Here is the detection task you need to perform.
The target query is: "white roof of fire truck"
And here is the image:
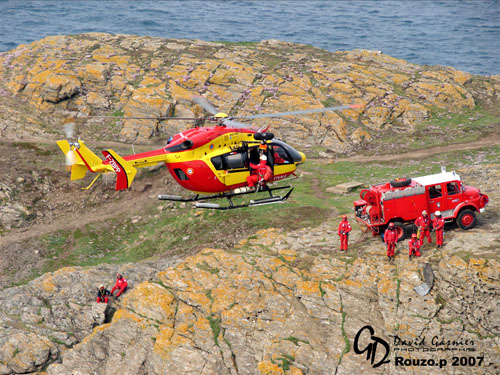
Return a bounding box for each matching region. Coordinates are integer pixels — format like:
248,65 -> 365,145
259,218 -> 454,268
413,170 -> 460,187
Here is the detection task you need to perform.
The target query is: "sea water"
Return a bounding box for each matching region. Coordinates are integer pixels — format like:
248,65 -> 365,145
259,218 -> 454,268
0,0 -> 499,75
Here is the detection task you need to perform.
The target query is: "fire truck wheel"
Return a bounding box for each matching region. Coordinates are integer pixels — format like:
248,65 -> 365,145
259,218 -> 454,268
393,222 -> 408,241
457,209 -> 476,230
390,177 -> 411,188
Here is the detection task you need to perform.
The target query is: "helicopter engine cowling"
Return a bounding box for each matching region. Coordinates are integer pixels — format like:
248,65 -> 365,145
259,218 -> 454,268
254,132 -> 274,141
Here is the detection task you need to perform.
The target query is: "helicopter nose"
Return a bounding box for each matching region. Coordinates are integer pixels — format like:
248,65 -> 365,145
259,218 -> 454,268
298,152 -> 306,164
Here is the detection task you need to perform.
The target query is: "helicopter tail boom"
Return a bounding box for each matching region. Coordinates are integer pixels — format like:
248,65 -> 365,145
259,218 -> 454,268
74,141 -> 109,174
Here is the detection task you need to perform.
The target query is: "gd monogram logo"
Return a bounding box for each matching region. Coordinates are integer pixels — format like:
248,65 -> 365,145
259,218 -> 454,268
353,325 -> 390,368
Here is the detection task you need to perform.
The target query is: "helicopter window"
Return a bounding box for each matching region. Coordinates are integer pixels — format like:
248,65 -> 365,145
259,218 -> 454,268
271,139 -> 303,163
211,156 -> 224,170
272,145 -> 292,165
174,168 -> 189,180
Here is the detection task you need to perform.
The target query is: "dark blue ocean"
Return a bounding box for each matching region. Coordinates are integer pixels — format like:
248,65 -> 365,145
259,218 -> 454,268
0,0 -> 499,75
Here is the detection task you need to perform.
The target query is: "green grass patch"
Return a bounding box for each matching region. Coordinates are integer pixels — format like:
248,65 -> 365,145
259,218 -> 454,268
339,307 -> 350,364
13,142 -> 52,156
205,289 -> 214,303
49,336 -> 69,347
373,104 -> 500,152
196,261 -> 219,275
321,97 -> 338,108
396,279 -> 401,309
318,281 -> 326,297
111,109 -> 124,117
274,354 -> 294,371
454,250 -> 473,263
435,294 -> 447,308
283,336 -> 310,346
207,314 -> 221,346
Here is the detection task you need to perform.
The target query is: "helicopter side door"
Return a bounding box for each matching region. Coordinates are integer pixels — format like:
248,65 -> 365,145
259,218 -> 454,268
211,150 -> 250,187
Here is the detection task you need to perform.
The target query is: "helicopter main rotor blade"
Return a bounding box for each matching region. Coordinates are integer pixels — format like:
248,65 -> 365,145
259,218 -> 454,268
221,118 -> 254,129
192,96 -> 218,115
77,115 -> 204,121
234,104 -> 363,120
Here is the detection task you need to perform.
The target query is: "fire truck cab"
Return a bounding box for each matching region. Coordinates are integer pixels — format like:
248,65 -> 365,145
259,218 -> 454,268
354,168 -> 489,241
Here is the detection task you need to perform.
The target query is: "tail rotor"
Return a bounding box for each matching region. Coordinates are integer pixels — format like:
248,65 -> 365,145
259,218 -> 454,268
63,122 -> 77,166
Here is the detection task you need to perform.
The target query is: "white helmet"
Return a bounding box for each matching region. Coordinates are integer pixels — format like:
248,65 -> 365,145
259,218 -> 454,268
260,155 -> 267,161
435,210 -> 441,216
422,210 -> 428,215
99,284 -> 104,289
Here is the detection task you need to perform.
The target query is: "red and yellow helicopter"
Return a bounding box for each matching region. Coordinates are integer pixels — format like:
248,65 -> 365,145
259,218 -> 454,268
57,97 -> 361,209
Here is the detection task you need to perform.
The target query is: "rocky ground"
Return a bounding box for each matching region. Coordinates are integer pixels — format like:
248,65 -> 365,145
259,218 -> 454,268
0,163 -> 498,374
0,34 -> 499,374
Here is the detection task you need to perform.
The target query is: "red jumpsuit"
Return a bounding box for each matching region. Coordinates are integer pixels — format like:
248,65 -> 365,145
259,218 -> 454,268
384,228 -> 398,257
96,288 -> 110,303
338,219 -> 352,251
111,277 -> 128,298
408,238 -> 421,257
246,160 -> 272,188
415,215 -> 432,244
433,216 -> 445,246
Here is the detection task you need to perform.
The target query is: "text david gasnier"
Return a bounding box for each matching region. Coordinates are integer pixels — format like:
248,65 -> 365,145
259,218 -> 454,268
393,335 -> 476,353
353,325 -> 485,370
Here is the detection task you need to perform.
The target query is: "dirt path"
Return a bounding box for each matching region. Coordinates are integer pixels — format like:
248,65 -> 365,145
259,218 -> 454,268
0,189 -> 155,248
313,133 -> 500,163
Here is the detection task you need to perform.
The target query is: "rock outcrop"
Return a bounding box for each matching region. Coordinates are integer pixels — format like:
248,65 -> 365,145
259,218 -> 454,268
0,237 -> 498,374
0,33 -> 498,152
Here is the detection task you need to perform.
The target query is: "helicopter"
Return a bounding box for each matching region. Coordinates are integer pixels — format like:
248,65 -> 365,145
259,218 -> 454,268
57,96 -> 362,209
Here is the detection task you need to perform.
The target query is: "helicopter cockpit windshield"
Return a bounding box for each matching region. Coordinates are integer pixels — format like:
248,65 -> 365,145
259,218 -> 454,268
270,140 -> 302,163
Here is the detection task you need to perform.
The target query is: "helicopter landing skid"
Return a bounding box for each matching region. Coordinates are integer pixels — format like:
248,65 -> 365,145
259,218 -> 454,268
158,185 -> 293,210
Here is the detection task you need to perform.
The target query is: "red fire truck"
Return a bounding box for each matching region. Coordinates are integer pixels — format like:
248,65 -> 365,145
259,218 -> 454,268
353,168 -> 489,241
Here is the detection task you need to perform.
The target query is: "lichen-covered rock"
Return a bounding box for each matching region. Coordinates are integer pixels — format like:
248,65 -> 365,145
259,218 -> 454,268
0,214 -> 498,375
0,34 -> 497,147
0,261 -> 176,374
0,233 -> 483,375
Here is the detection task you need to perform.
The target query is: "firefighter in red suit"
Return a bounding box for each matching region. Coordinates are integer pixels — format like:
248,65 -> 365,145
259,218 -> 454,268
432,210 -> 445,248
415,210 -> 432,245
408,233 -> 421,260
246,154 -> 272,190
338,215 -> 352,251
384,222 -> 398,261
110,273 -> 128,299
